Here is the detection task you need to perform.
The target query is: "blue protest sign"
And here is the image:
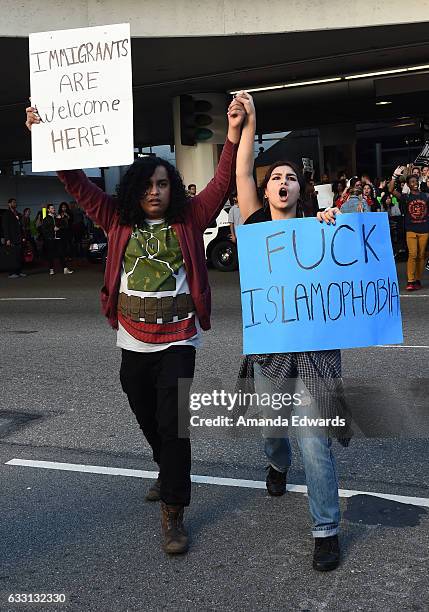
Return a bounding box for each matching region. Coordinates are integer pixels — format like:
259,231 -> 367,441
236,213 -> 403,354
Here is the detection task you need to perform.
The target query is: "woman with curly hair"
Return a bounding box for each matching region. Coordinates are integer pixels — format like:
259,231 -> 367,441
26,98 -> 245,555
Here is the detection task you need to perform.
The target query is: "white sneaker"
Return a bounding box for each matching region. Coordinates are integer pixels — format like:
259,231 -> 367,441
19,273 -> 27,277
49,269 -> 55,275
64,267 -> 74,275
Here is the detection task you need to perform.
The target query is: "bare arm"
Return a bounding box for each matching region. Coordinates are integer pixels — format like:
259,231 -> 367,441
388,165 -> 405,200
234,92 -> 261,222
189,98 -> 245,232
229,222 -> 236,242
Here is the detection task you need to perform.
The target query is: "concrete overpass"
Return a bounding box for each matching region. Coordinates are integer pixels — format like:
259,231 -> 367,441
0,1 -> 428,184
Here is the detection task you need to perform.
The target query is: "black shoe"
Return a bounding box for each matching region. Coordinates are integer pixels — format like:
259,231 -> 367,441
145,476 -> 161,502
313,535 -> 340,571
265,465 -> 287,496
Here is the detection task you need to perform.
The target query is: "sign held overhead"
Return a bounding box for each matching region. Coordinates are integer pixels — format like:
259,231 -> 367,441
29,23 -> 134,172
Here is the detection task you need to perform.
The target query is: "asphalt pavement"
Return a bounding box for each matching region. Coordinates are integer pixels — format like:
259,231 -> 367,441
0,259 -> 428,611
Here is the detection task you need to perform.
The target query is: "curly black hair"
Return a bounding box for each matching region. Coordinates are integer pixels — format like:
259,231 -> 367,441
117,157 -> 190,226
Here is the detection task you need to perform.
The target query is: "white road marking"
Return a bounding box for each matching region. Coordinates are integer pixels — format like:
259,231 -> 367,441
0,297 -> 66,301
400,294 -> 429,297
6,458 -> 429,508
377,345 -> 429,349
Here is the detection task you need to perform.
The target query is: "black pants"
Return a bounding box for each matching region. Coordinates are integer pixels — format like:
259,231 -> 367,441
7,243 -> 22,275
120,346 -> 196,506
44,239 -> 65,270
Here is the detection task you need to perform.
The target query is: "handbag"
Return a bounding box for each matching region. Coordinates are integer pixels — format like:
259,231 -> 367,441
23,240 -> 34,264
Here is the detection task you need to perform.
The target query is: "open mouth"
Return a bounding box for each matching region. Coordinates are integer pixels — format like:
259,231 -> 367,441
279,187 -> 288,201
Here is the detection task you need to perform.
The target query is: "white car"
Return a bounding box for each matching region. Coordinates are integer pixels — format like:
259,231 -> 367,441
203,205 -> 238,271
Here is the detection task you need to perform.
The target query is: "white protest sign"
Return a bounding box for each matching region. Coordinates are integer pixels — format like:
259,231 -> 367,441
302,157 -> 314,173
29,23 -> 133,172
314,183 -> 334,209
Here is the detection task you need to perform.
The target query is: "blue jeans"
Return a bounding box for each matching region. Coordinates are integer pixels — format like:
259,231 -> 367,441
254,363 -> 340,538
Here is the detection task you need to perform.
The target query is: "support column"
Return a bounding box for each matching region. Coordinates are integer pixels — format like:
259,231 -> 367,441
172,96 -> 227,191
375,142 -> 382,179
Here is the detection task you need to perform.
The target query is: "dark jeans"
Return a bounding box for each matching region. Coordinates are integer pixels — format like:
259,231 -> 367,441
44,239 -> 65,270
120,345 -> 196,506
7,242 -> 22,275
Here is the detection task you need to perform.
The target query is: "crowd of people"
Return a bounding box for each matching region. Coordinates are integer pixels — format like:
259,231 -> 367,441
0,198 -> 96,277
227,164 -> 429,291
272,164 -> 428,291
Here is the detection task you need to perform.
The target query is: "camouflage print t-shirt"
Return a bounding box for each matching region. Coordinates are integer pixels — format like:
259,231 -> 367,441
116,218 -> 201,352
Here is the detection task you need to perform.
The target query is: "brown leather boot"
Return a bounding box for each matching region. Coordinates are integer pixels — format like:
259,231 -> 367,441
160,502 -> 189,554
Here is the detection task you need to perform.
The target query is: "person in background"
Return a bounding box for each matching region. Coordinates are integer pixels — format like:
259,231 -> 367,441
187,184 -> 197,197
380,193 -> 401,216
41,204 -> 74,276
70,202 -> 86,256
411,166 -> 421,180
22,207 -> 38,257
420,165 -> 429,191
320,173 -> 330,184
389,166 -> 429,291
349,176 -> 362,189
362,183 -> 378,211
381,193 -> 403,257
333,179 -> 347,207
57,202 -> 74,262
335,176 -> 362,208
3,198 -> 26,278
418,165 -> 429,193
302,178 -> 319,217
228,192 -> 243,243
339,187 -> 370,213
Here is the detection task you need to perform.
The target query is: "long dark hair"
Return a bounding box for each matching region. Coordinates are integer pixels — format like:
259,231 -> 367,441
117,157 -> 189,226
58,201 -> 71,216
363,183 -> 375,201
258,160 -> 306,218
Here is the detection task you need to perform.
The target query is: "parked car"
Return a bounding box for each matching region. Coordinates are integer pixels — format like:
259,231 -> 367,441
87,226 -> 107,265
203,206 -> 238,272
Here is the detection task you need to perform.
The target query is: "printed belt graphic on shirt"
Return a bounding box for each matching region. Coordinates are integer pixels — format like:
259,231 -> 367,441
118,292 -> 195,324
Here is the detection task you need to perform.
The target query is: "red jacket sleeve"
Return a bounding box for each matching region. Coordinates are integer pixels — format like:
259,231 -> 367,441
188,139 -> 238,232
56,170 -> 118,233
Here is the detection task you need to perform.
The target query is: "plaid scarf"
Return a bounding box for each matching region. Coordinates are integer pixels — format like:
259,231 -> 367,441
235,350 -> 353,445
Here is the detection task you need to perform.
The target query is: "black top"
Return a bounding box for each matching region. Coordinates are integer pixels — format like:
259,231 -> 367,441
244,208 -> 271,225
401,192 -> 429,233
2,209 -> 22,244
244,206 -> 306,225
41,215 -> 56,241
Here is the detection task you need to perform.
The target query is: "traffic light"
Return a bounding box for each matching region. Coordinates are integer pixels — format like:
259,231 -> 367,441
179,93 -> 226,146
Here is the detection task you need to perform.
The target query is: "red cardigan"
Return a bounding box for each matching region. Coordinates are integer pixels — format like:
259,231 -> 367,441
57,139 -> 238,330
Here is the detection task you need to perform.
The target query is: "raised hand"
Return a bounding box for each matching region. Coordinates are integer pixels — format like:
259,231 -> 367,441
227,98 -> 246,130
317,207 -> 342,224
234,91 -> 255,122
25,106 -> 40,131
